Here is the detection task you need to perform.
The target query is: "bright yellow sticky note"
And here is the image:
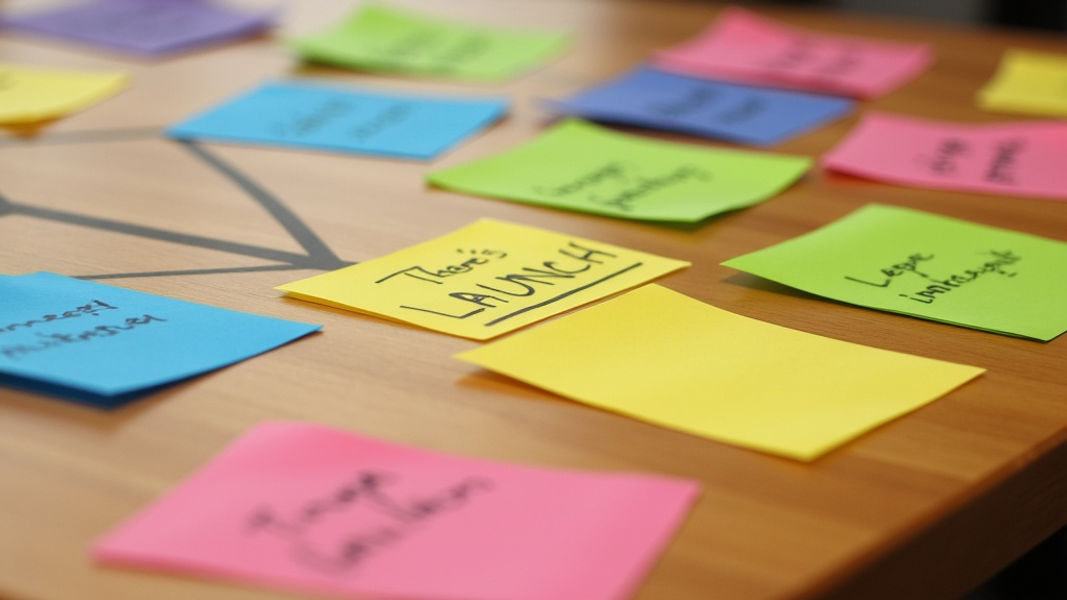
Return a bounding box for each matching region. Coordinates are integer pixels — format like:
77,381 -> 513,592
0,64 -> 128,124
978,49 -> 1067,117
456,285 -> 985,461
277,220 -> 689,340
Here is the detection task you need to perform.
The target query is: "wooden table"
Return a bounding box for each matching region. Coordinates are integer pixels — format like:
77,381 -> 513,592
2,1 -> 1066,599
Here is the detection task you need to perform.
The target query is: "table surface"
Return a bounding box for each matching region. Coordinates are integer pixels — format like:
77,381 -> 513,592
2,1 -> 1067,599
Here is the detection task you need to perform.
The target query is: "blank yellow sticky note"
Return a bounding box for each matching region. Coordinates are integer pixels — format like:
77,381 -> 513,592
278,219 -> 689,340
457,285 -> 984,461
978,49 -> 1067,117
0,64 -> 128,124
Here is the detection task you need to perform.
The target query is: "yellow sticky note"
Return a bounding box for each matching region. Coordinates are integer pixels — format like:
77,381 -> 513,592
277,219 -> 689,340
978,49 -> 1067,117
456,285 -> 985,461
0,64 -> 128,124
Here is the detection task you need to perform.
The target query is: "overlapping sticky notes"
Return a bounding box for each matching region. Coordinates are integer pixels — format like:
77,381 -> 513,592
0,272 -> 320,406
289,4 -> 569,81
654,7 -> 932,98
1,0 -> 274,58
822,112 -> 1067,200
277,219 -> 688,340
544,65 -> 854,146
168,80 -> 507,160
457,285 -> 984,461
428,120 -> 811,222
722,204 -> 1067,341
978,49 -> 1067,118
0,64 -> 127,124
93,422 -> 700,600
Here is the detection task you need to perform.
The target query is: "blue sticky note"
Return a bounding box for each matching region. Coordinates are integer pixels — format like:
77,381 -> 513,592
168,80 -> 508,160
0,272 -> 321,403
544,65 -> 854,146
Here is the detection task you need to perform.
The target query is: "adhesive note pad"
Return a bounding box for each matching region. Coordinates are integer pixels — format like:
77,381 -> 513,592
978,49 -> 1067,118
457,285 -> 984,461
822,112 -> 1067,200
93,422 -> 700,600
289,4 -> 569,81
0,64 -> 127,124
722,204 -> 1067,341
655,7 -> 932,98
168,81 -> 507,160
1,0 -> 274,58
277,219 -> 689,340
545,65 -> 854,146
0,272 -> 320,402
428,120 -> 811,222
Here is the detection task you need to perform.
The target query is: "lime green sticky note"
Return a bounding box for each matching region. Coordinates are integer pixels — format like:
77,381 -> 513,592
457,285 -> 984,461
289,4 -> 569,81
428,120 -> 811,223
722,204 -> 1067,341
978,49 -> 1067,118
277,219 -> 688,340
0,64 -> 127,124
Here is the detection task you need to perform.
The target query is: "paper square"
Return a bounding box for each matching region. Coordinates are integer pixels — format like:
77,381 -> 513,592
1,0 -> 274,58
428,120 -> 811,222
722,204 -> 1067,341
289,4 -> 569,81
0,63 -> 127,124
93,422 -> 700,600
655,7 -> 932,98
277,219 -> 689,340
544,65 -> 853,146
822,112 -> 1067,200
168,80 -> 507,160
457,285 -> 985,461
0,272 -> 320,400
978,49 -> 1067,118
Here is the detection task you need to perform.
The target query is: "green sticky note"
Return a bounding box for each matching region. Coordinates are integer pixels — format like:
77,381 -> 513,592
428,120 -> 811,223
722,204 -> 1067,341
288,4 -> 569,81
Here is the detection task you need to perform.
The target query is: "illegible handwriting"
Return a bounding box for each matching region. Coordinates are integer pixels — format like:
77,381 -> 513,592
844,250 -> 1021,304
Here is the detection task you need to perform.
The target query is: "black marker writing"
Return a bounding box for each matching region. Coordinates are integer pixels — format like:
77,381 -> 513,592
649,88 -> 719,118
536,162 -> 710,213
273,99 -> 353,138
897,250 -> 1020,304
587,165 -> 710,212
350,104 -> 412,141
986,138 -> 1025,185
1,300 -> 119,336
376,249 -> 507,285
918,138 -> 969,174
1,314 -> 168,360
247,471 -> 493,575
716,98 -> 765,124
845,253 -> 935,287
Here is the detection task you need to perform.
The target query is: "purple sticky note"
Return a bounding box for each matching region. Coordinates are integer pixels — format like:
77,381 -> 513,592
544,65 -> 854,146
2,0 -> 276,58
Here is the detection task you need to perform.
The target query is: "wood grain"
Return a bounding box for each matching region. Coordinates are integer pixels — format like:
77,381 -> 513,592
1,2 -> 1066,599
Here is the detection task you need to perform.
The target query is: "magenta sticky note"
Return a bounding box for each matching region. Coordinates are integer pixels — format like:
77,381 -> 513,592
654,7 -> 932,98
92,422 -> 700,600
822,112 -> 1067,200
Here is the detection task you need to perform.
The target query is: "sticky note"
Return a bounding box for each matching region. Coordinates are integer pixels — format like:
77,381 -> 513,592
289,4 -> 569,81
978,49 -> 1067,118
277,219 -> 689,340
0,64 -> 127,124
1,0 -> 274,58
93,422 -> 700,600
822,112 -> 1067,200
428,120 -> 811,222
544,65 -> 854,146
0,272 -> 320,403
168,80 -> 507,160
722,204 -> 1067,341
655,7 -> 932,98
458,285 -> 984,461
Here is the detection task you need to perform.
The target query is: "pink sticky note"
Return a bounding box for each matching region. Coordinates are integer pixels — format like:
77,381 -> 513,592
654,8 -> 932,98
92,422 -> 700,600
823,112 -> 1067,200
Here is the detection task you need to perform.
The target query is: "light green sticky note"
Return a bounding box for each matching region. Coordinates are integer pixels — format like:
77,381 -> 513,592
288,4 -> 569,81
722,204 -> 1067,341
428,120 -> 811,223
